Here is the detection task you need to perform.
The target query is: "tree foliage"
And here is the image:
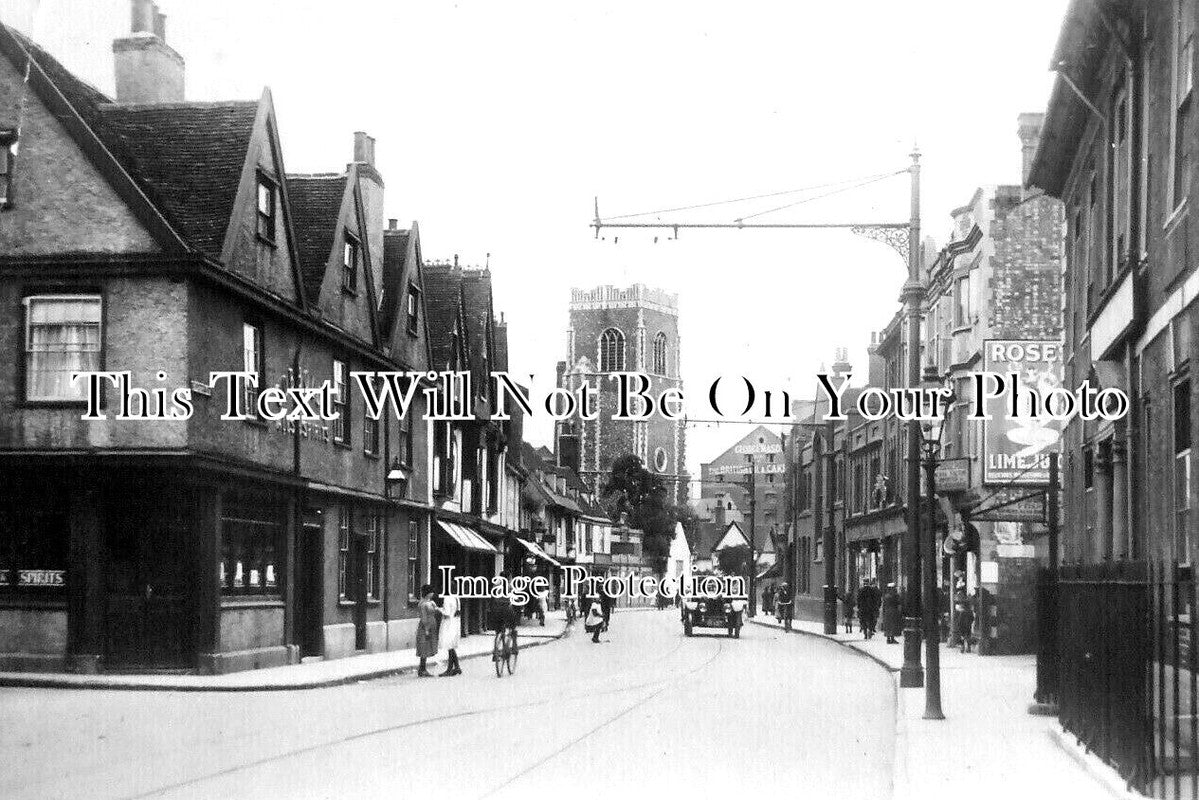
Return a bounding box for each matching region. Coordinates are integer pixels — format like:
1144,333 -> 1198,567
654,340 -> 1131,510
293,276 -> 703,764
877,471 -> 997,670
601,454 -> 680,574
716,544 -> 751,576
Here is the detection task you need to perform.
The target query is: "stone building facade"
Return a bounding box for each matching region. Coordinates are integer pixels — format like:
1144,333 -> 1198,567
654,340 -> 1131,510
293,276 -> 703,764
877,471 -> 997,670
556,284 -> 688,504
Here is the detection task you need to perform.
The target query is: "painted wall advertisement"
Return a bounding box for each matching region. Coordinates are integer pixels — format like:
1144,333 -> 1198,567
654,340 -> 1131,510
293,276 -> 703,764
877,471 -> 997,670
982,339 -> 1063,486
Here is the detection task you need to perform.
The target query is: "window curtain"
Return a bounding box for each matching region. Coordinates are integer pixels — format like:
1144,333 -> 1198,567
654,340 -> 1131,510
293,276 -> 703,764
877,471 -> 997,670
26,298 -> 101,400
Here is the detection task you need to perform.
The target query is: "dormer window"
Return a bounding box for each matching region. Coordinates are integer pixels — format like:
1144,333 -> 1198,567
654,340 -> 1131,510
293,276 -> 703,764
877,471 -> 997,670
406,284 -> 420,335
342,233 -> 360,295
256,172 -> 276,244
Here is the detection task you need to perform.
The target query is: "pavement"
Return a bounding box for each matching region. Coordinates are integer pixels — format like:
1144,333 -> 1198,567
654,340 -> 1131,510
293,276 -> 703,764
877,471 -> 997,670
2,608 -> 895,800
0,613 -> 571,691
749,613 -> 1130,800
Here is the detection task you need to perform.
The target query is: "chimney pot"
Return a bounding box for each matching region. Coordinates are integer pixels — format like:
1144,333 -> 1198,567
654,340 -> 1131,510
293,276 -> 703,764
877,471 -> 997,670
153,10 -> 166,40
453,254 -> 459,268
131,0 -> 153,33
388,218 -> 398,230
114,0 -> 184,103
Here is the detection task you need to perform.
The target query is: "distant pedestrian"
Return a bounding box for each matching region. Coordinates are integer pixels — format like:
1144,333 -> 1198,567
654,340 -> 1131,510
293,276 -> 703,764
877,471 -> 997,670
585,601 -> 605,643
881,582 -> 902,644
437,589 -> 462,677
415,584 -> 440,677
955,601 -> 975,653
842,587 -> 855,634
856,580 -> 881,639
600,582 -> 616,633
762,584 -> 775,616
776,582 -> 794,631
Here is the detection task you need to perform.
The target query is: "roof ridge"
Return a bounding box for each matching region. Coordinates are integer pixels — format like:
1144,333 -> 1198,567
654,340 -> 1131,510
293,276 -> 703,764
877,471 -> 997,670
98,99 -> 259,111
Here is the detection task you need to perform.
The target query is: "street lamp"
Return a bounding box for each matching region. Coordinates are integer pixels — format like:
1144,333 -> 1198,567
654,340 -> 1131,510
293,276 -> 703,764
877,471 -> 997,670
918,366 -> 950,720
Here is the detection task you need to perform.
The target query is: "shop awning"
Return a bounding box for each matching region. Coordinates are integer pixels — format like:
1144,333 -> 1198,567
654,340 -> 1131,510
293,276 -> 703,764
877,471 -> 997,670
437,520 -> 498,553
513,536 -> 562,568
757,561 -> 782,581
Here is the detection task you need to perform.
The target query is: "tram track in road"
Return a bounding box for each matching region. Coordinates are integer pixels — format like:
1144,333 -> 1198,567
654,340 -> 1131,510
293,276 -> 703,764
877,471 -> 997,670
116,617 -> 714,800
478,636 -> 729,799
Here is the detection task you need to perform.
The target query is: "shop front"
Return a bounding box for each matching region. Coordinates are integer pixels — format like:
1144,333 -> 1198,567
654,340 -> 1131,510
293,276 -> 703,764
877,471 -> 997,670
433,517 -> 499,635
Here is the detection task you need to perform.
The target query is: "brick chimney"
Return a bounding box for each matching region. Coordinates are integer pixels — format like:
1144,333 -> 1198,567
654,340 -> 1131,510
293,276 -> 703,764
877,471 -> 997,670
351,132 -> 385,303
1017,112 -> 1045,196
113,0 -> 184,104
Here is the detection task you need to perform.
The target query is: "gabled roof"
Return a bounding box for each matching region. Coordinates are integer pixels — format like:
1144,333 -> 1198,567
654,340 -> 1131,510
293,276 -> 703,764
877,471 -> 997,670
2,25 -> 263,261
714,521 -> 749,552
423,263 -> 466,370
461,269 -> 494,389
99,102 -> 258,258
380,229 -> 412,334
288,173 -> 347,302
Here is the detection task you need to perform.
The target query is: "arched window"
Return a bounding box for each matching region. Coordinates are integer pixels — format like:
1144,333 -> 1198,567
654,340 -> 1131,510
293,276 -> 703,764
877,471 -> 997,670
599,328 -> 625,372
653,331 -> 668,374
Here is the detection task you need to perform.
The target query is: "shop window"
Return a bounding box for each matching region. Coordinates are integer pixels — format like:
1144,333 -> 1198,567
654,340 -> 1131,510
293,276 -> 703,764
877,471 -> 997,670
24,295 -> 102,402
366,513 -> 380,600
0,506 -> 68,593
332,358 -> 349,444
256,172 -> 276,244
407,519 -> 420,600
220,508 -> 282,597
338,505 -> 351,599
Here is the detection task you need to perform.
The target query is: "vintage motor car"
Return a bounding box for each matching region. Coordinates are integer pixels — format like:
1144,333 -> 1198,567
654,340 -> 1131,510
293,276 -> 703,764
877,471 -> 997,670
681,591 -> 746,638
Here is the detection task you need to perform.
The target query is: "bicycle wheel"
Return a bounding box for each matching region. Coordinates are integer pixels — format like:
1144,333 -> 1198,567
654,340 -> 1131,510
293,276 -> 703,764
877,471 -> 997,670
493,631 -> 504,678
506,630 -> 518,675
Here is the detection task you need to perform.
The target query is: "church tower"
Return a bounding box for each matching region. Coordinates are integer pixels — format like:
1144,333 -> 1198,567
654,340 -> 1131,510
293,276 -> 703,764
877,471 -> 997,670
556,284 -> 687,505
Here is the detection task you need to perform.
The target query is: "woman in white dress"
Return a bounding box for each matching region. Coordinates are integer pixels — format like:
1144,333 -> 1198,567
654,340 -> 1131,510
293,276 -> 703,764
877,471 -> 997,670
437,591 -> 462,676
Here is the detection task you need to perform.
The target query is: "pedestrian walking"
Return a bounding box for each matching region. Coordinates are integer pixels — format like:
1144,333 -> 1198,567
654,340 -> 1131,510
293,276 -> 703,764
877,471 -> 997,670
762,584 -> 775,616
880,582 -> 902,644
599,582 -> 616,633
437,589 -> 462,676
776,582 -> 794,631
955,599 -> 975,653
415,584 -> 440,677
856,580 -> 880,640
585,601 -> 605,643
842,587 -> 855,634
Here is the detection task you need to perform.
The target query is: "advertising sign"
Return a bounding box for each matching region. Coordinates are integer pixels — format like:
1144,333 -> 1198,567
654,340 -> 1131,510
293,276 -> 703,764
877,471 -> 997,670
982,340 -> 1063,485
934,458 -> 971,493
968,487 -> 1046,523
734,443 -> 783,455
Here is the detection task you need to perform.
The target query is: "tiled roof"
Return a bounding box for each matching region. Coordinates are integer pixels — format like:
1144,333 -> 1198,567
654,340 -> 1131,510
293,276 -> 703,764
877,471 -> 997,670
380,229 -> 411,334
422,263 -> 465,369
6,27 -> 257,259
99,102 -> 258,258
460,269 -> 493,389
287,173 -> 347,303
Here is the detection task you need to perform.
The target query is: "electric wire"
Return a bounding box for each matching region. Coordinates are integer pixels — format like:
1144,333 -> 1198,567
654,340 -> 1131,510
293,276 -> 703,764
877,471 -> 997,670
602,169 -> 906,221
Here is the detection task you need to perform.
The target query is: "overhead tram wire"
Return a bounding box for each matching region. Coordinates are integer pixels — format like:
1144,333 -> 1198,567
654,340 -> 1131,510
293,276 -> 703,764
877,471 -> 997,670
733,170 -> 906,223
600,169 -> 907,223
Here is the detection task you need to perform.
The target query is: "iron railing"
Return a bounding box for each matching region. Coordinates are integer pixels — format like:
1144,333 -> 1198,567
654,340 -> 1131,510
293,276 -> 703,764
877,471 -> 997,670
1055,561 -> 1197,797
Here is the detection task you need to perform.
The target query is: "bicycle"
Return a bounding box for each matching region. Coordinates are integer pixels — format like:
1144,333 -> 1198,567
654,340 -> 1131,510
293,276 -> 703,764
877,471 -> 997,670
492,625 -> 518,677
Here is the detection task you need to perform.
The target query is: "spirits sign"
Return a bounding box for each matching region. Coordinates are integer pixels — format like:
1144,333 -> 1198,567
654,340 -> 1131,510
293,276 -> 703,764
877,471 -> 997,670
982,340 -> 1063,486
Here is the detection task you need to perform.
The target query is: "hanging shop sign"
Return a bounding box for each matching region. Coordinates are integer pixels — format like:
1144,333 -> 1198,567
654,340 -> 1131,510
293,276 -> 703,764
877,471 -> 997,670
934,458 -> 971,493
982,340 -> 1063,486
968,487 -> 1046,523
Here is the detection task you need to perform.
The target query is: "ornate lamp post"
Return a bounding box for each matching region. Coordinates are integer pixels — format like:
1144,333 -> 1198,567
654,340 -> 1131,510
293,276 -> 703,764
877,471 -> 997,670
918,366 -> 950,720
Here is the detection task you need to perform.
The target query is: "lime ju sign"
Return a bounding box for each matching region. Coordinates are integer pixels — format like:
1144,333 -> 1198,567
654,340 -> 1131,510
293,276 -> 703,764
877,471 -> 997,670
982,340 -> 1063,486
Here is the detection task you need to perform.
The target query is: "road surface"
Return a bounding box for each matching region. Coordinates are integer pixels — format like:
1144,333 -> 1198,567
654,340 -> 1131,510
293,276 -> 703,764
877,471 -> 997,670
1,609 -> 896,799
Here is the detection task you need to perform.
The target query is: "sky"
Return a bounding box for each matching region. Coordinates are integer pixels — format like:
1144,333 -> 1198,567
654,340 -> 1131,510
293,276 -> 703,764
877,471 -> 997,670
0,0 -> 1070,486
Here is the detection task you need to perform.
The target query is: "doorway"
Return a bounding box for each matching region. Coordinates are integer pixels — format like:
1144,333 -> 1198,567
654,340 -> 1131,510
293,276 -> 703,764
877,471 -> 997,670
296,510 -> 324,658
103,498 -> 192,670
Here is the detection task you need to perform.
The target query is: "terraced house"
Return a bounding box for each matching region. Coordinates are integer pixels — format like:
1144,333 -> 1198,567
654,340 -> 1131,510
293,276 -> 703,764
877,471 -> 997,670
0,5 -> 435,673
